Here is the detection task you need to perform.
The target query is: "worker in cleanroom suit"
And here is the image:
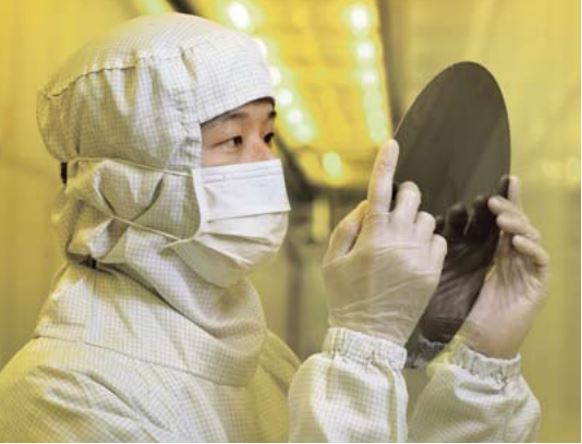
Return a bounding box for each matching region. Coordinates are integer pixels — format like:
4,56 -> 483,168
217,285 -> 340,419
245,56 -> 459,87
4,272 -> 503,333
0,13 -> 549,442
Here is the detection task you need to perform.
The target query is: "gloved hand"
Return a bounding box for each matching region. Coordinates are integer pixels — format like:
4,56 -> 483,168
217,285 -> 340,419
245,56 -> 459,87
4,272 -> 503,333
322,140 -> 448,346
414,176 -> 510,344
458,176 -> 550,358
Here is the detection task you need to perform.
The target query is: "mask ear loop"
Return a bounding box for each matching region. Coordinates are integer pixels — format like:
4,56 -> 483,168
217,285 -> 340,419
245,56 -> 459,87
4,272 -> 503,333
69,156 -> 191,177
108,214 -> 181,242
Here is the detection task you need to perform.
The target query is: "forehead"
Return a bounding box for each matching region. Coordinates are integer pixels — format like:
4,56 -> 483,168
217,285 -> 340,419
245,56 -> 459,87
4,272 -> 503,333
201,98 -> 275,128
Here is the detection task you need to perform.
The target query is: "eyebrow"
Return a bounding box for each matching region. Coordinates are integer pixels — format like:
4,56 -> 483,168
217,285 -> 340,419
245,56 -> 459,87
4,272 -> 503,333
202,109 -> 277,128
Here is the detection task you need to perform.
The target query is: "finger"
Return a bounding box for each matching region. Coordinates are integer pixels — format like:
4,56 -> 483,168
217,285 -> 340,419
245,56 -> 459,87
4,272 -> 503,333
487,195 -> 526,219
367,140 -> 399,214
443,203 -> 469,239
496,213 -> 542,241
414,211 -> 436,242
466,195 -> 496,240
512,234 -> 550,267
507,175 -> 522,208
430,234 -> 448,265
392,181 -> 422,224
324,201 -> 368,262
495,174 -> 511,199
495,231 -> 513,259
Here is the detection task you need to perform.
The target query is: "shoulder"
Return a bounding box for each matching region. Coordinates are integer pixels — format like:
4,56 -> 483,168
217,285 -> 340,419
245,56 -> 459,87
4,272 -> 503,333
0,338 -> 179,441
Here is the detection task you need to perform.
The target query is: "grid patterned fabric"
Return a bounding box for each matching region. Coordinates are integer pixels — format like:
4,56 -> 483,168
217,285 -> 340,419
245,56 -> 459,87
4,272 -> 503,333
0,320 -> 541,442
0,13 -> 540,442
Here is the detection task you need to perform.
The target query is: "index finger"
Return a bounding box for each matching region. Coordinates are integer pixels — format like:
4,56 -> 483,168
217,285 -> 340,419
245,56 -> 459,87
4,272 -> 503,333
367,139 -> 400,214
507,175 -> 522,209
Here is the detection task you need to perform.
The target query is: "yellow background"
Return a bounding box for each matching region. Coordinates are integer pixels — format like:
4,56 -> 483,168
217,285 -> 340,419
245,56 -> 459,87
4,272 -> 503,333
0,0 -> 579,441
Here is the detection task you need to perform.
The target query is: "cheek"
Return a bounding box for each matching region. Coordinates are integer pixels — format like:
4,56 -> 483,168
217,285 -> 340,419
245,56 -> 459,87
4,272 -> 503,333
202,147 -> 241,167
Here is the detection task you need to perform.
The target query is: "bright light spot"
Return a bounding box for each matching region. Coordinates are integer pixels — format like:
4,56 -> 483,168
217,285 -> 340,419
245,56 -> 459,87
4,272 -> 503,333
142,0 -> 169,14
269,66 -> 282,85
253,38 -> 268,57
350,5 -> 370,31
322,152 -> 343,179
367,115 -> 386,132
356,41 -> 375,60
361,70 -> 378,85
277,89 -> 293,106
370,125 -> 389,145
287,108 -> 304,125
228,2 -> 251,30
367,107 -> 387,123
363,87 -> 383,109
295,123 -> 315,144
366,102 -> 389,145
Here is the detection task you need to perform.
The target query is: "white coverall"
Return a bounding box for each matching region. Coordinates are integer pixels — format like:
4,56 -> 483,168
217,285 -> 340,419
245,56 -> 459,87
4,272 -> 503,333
0,13 -> 540,442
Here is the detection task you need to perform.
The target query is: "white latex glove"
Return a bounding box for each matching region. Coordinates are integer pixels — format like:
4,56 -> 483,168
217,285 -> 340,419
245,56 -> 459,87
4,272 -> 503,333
459,176 -> 550,358
322,140 -> 448,346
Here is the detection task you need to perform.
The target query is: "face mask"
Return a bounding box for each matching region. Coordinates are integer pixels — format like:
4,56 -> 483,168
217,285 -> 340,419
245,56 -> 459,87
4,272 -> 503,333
165,159 -> 291,287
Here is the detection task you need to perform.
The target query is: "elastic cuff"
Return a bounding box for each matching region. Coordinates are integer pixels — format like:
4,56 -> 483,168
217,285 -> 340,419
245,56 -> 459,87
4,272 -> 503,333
406,334 -> 447,368
446,337 -> 522,383
323,327 -> 407,370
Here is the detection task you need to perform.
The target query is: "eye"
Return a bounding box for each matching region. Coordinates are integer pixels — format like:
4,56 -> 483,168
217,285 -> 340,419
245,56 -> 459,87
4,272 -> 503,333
223,135 -> 243,149
263,132 -> 275,146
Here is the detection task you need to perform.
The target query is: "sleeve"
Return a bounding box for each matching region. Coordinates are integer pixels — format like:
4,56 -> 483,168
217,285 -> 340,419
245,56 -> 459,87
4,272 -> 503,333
287,327 -> 409,442
408,337 -> 541,443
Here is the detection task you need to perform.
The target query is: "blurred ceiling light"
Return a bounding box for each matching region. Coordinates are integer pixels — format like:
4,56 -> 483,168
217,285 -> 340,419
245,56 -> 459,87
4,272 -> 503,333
361,70 -> 378,85
228,2 -> 252,30
370,124 -> 389,145
363,87 -> 383,108
349,4 -> 371,31
269,66 -> 282,85
369,112 -> 387,126
365,95 -> 389,145
287,109 -> 304,125
295,123 -> 315,144
139,0 -> 170,14
276,89 -> 293,106
252,37 -> 268,58
356,41 -> 375,60
322,151 -> 344,179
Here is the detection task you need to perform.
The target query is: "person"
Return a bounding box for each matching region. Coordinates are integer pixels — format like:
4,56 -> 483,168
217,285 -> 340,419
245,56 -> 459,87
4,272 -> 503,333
0,13 -> 549,442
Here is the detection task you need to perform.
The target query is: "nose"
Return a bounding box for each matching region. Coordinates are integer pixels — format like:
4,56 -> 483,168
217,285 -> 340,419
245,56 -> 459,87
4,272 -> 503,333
248,138 -> 275,162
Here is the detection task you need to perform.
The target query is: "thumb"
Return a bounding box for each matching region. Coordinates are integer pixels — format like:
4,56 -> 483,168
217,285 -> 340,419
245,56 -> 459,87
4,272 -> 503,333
324,201 -> 368,264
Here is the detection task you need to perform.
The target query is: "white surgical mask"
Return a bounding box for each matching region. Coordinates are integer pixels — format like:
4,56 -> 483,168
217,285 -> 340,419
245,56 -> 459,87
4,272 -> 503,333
165,159 -> 291,287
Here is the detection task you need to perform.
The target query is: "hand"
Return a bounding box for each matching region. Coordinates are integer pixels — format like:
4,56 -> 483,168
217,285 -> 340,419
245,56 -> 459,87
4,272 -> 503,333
458,176 -> 550,358
414,177 -> 509,344
322,140 -> 447,346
